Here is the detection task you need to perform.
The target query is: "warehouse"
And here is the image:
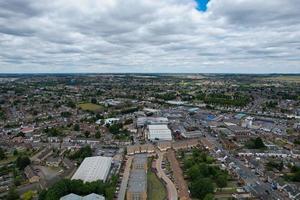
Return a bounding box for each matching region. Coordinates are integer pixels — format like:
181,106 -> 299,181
72,156 -> 112,183
136,117 -> 169,128
147,124 -> 172,141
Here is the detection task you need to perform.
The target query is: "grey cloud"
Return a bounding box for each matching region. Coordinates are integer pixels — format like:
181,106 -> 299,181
208,0 -> 300,26
0,0 -> 41,18
0,0 -> 299,73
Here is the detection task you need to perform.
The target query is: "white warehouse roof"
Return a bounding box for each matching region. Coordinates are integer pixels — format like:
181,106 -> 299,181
148,124 -> 172,141
60,193 -> 105,200
72,156 -> 112,183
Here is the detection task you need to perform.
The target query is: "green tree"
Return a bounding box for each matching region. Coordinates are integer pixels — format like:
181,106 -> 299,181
38,179 -> 115,200
7,187 -> 19,200
292,171 -> 300,182
245,137 -> 266,149
13,149 -> 19,156
61,111 -> 72,118
0,147 -> 6,160
95,131 -> 101,139
204,193 -> 214,200
108,123 -> 122,134
45,127 -> 62,137
84,131 -> 90,138
38,190 -> 47,200
69,146 -> 92,162
66,101 -> 76,108
16,155 -> 31,170
254,137 -> 265,148
190,178 -> 214,199
91,98 -> 97,104
216,174 -> 228,188
74,124 -> 80,131
22,190 -> 35,200
187,165 -> 201,181
0,110 -> 6,120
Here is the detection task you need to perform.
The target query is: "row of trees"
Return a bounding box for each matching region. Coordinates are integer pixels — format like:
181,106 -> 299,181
39,178 -> 117,200
284,165 -> 300,182
0,147 -> 6,160
45,127 -> 64,137
69,146 -> 92,163
16,155 -> 31,170
195,92 -> 251,107
108,123 -> 123,134
60,111 -> 72,118
245,137 -> 266,149
155,92 -> 177,101
266,160 -> 284,171
0,108 -> 6,120
183,149 -> 229,199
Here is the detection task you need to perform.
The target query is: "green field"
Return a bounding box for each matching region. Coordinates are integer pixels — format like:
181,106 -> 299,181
264,76 -> 300,83
78,103 -> 103,112
147,159 -> 167,200
0,155 -> 16,165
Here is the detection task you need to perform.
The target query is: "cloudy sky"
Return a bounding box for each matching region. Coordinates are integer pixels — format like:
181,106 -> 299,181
0,0 -> 299,73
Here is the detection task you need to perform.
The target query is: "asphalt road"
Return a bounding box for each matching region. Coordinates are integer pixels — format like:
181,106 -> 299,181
156,151 -> 178,200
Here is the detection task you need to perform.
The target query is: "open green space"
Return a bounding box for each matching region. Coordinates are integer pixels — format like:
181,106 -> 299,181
78,103 -> 103,112
147,159 -> 167,200
181,149 -> 230,199
0,155 -> 16,165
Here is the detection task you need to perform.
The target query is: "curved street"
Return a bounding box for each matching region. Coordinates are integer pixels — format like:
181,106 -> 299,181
156,151 -> 178,200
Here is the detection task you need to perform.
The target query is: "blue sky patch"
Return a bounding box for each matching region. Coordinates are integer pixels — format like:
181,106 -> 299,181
195,0 -> 210,12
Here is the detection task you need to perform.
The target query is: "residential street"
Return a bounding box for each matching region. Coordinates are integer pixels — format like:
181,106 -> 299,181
156,151 -> 178,200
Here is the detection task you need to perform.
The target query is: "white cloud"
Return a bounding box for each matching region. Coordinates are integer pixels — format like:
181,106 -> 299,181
0,0 -> 299,73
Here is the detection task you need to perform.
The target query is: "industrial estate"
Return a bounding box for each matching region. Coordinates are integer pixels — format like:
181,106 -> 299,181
0,74 -> 299,200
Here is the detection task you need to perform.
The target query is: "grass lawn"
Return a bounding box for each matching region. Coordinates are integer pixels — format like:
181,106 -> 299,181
147,159 -> 167,200
0,155 -> 16,165
78,103 -> 103,112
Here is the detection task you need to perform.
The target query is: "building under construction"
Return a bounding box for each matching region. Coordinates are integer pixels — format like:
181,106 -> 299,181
126,154 -> 147,200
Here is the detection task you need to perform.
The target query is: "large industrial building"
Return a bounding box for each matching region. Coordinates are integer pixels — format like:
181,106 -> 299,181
126,154 -> 147,200
72,156 -> 112,183
60,193 -> 105,200
147,124 -> 172,141
136,117 -> 169,128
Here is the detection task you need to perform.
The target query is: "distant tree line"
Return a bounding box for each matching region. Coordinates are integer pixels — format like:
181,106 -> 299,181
195,92 -> 251,107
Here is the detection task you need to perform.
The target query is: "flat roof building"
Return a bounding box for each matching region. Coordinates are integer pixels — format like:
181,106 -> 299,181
137,117 -> 168,128
127,144 -> 155,155
127,145 -> 140,155
60,193 -> 105,200
72,156 -> 112,183
147,124 -> 172,141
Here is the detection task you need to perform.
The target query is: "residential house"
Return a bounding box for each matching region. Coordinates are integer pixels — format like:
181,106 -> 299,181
24,165 -> 40,183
